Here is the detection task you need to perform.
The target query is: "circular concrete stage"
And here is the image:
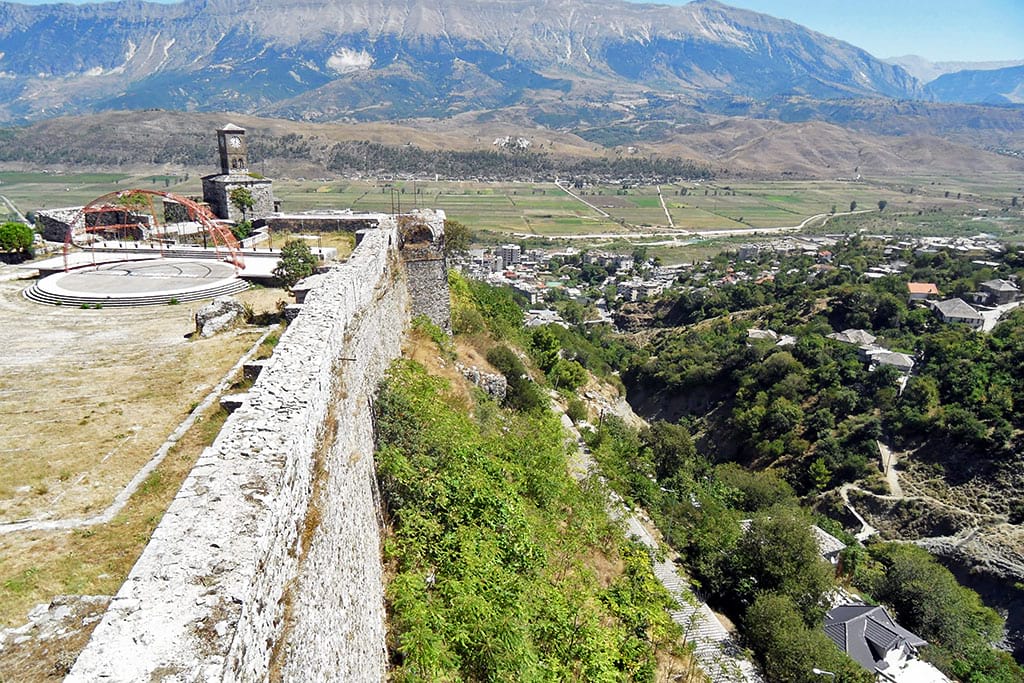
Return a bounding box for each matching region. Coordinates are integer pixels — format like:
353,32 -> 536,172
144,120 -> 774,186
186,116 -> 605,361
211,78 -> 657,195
24,259 -> 249,307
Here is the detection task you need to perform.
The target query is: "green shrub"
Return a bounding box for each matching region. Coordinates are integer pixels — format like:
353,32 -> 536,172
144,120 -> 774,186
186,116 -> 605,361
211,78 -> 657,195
565,397 -> 587,423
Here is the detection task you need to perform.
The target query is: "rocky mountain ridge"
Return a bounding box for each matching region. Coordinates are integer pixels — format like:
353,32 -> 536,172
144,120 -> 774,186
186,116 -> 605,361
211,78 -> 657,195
926,64 -> 1024,105
0,0 -> 922,123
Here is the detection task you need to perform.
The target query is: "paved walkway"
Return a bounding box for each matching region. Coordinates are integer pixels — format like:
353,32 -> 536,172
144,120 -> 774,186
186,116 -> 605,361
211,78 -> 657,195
558,409 -> 764,682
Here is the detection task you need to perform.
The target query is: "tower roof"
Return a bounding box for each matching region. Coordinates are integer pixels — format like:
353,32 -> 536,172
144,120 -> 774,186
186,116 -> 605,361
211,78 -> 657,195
218,123 -> 245,132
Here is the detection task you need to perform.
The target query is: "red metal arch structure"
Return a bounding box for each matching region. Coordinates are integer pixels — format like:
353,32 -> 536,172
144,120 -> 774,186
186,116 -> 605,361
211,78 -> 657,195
64,189 -> 245,271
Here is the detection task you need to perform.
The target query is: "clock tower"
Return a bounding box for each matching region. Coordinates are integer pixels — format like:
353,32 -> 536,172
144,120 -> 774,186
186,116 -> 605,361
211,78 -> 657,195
217,123 -> 248,175
203,123 -> 276,222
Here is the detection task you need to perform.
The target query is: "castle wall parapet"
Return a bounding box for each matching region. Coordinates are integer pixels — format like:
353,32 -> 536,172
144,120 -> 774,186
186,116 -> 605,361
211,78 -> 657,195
67,226 -> 407,682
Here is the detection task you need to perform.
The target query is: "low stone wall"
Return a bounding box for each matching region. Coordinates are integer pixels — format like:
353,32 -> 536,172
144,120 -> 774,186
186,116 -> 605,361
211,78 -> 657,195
66,226 -> 407,682
260,214 -> 382,234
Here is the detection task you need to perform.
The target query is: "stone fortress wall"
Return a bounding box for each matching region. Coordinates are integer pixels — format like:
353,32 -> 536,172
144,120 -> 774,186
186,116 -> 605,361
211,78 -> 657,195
66,215 -> 442,681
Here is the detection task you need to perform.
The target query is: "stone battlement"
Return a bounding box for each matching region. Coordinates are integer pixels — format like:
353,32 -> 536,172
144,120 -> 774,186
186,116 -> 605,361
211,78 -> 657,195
66,219 -> 430,681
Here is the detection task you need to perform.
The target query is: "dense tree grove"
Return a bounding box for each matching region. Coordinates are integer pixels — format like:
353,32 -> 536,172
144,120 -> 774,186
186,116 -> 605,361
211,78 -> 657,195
506,238 -> 1024,681
631,239 -> 1024,493
327,140 -> 712,182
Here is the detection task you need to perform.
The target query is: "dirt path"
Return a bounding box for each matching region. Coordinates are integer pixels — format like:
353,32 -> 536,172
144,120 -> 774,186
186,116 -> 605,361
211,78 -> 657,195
878,440 -> 903,498
553,179 -> 611,218
657,185 -> 676,228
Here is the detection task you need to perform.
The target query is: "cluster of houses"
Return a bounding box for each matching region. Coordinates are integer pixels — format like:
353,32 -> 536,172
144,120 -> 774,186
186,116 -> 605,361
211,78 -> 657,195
908,278 -> 1021,331
457,243 -> 672,308
457,233 -> 1021,339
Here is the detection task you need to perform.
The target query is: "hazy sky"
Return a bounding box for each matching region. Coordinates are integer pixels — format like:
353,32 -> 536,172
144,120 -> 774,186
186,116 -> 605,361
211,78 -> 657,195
662,0 -> 1024,62
6,0 -> 1023,62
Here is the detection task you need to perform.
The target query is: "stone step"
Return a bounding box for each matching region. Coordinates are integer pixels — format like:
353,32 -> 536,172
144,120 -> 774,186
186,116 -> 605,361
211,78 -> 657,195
23,278 -> 249,307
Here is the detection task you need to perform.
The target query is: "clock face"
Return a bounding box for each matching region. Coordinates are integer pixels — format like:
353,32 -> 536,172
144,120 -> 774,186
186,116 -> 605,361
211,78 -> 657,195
228,136 -> 242,149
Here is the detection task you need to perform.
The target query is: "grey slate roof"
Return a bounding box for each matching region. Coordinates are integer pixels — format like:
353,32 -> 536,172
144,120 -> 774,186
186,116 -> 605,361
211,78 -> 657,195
810,525 -> 846,558
824,605 -> 927,672
933,297 -> 983,321
872,351 -> 915,371
827,328 -> 877,345
981,279 -> 1019,292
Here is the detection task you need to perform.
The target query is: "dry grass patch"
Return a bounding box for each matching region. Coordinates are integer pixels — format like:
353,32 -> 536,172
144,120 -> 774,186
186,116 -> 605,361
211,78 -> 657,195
0,281 -> 264,524
0,404 -> 230,629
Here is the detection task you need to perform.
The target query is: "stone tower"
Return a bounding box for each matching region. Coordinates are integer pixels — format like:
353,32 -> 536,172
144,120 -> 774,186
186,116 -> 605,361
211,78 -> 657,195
202,123 -> 276,222
217,124 -> 248,175
398,210 -> 451,332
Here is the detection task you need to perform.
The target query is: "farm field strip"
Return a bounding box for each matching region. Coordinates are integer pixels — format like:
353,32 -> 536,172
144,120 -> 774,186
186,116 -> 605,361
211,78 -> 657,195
2,172 -> 1017,245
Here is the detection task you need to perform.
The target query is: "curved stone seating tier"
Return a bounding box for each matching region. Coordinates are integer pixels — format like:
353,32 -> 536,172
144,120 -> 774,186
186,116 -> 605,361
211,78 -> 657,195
23,258 -> 249,307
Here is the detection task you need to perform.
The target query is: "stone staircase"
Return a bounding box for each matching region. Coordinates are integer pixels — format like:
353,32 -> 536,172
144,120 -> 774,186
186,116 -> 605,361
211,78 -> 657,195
653,558 -> 764,683
23,278 -> 249,307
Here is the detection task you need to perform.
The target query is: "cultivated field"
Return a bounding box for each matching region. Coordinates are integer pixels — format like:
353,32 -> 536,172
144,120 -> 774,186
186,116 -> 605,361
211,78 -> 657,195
2,170 -> 1020,257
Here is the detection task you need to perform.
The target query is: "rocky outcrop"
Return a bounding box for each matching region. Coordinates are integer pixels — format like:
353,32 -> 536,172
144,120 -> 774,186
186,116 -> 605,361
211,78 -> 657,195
456,363 -> 507,401
194,296 -> 249,338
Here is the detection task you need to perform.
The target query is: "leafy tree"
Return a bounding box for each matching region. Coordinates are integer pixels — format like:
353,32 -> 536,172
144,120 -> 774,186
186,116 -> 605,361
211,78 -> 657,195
530,326 -> 561,372
230,220 -> 252,242
0,221 -> 34,255
548,358 -> 587,391
714,464 -> 794,512
486,345 -> 546,412
878,199 -> 888,212
442,218 -> 471,259
641,420 -> 698,480
565,396 -> 587,423
229,186 -> 255,221
273,239 -> 318,289
745,593 -> 872,683
866,543 -> 1003,648
850,200 -> 857,212
808,457 -> 832,491
731,511 -> 834,623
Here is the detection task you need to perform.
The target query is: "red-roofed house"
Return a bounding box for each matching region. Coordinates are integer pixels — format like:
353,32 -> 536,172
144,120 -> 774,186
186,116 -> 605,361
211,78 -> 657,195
907,282 -> 940,302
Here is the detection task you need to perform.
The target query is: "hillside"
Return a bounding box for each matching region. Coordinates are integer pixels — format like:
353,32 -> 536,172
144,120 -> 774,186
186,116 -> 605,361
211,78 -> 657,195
2,110 -> 1023,180
885,55 -> 1024,86
0,0 -> 921,123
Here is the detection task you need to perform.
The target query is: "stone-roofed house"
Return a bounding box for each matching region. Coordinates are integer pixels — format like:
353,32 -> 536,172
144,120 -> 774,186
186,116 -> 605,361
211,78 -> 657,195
980,279 -> 1020,305
868,351 -> 915,374
932,298 -> 984,328
810,525 -> 846,565
906,282 -> 940,302
824,605 -> 950,683
828,329 -> 877,346
747,328 -> 779,343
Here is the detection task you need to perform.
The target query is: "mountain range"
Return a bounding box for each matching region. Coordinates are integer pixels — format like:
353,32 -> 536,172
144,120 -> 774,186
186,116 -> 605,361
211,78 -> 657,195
0,0 -> 1020,172
0,0 -> 930,123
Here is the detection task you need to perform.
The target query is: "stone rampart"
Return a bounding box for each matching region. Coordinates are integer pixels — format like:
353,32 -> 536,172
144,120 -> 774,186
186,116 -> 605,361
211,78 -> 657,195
66,225 -> 408,682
